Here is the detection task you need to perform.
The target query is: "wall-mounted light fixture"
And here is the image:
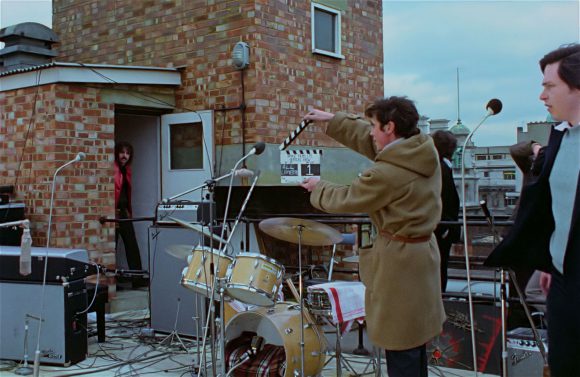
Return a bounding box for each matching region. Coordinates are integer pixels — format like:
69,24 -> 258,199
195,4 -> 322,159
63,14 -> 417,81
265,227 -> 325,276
232,41 -> 250,70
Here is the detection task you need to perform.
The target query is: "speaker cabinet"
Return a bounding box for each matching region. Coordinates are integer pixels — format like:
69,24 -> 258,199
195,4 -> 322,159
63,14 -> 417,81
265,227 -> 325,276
428,297 -> 502,375
0,279 -> 87,365
148,226 -> 207,337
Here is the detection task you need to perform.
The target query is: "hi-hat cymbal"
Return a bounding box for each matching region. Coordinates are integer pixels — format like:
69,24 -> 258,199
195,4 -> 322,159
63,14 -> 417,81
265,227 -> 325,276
258,217 -> 343,246
166,244 -> 194,260
343,255 -> 360,263
169,217 -> 227,245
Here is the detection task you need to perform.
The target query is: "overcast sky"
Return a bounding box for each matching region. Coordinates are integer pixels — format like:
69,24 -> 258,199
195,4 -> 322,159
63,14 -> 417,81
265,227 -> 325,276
1,0 -> 579,146
383,0 -> 580,146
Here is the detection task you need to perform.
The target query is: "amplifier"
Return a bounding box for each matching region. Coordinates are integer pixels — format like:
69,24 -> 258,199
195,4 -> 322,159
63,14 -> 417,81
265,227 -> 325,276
507,327 -> 548,377
0,246 -> 92,283
0,279 -> 87,366
156,201 -> 215,224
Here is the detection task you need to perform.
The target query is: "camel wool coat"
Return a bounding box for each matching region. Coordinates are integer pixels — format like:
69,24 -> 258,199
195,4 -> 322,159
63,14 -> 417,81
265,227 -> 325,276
310,112 -> 446,350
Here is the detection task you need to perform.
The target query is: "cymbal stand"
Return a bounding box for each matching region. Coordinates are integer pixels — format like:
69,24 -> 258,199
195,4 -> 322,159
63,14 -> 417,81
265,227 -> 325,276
198,172 -> 260,377
191,295 -> 202,375
160,298 -> 189,352
297,225 -> 306,377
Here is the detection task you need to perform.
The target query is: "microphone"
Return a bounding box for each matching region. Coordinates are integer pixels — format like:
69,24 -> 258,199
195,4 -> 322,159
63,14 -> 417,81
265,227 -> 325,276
56,152 -> 87,172
20,227 -> 32,276
486,99 -> 503,116
235,168 -> 254,178
479,200 -> 493,226
250,335 -> 265,354
238,335 -> 265,361
249,141 -> 266,156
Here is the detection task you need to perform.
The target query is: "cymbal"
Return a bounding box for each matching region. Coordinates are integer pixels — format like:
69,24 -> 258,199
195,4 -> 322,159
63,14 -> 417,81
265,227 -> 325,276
166,244 -> 194,260
169,217 -> 227,245
343,255 -> 359,263
259,217 -> 343,246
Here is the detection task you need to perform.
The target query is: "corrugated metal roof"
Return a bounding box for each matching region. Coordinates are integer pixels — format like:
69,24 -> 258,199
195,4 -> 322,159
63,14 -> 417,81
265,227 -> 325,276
0,61 -> 179,77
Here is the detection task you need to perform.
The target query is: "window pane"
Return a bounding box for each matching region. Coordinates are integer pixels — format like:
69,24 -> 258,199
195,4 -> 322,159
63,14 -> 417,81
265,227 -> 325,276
170,122 -> 204,170
314,9 -> 335,52
503,170 -> 516,180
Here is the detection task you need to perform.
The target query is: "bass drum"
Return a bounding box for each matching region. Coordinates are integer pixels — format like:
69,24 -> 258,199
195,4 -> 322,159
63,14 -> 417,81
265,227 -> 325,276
225,302 -> 326,377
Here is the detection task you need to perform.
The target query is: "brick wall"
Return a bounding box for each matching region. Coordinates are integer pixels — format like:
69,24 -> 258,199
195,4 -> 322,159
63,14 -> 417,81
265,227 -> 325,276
0,83 -> 116,256
53,0 -> 384,148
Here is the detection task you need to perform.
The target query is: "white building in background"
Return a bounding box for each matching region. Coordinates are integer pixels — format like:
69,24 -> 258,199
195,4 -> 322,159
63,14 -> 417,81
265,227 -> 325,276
424,117 -> 554,216
472,145 -> 516,215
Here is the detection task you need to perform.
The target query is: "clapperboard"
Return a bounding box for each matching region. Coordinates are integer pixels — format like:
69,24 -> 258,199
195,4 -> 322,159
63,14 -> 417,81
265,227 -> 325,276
280,149 -> 322,184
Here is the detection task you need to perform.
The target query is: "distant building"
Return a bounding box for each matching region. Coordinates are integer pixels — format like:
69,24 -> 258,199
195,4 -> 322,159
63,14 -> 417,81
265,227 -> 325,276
472,145 -> 516,215
423,117 -> 557,216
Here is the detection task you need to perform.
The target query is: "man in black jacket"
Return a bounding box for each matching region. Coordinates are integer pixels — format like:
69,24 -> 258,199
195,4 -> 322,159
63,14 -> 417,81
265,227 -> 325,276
432,130 -> 460,292
485,43 -> 580,377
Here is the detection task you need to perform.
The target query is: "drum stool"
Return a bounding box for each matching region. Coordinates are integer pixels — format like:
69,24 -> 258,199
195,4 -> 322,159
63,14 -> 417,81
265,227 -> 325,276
86,283 -> 108,343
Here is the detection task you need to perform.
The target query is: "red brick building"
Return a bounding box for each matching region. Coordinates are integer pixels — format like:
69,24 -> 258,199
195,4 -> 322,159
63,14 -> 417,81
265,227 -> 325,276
0,0 -> 383,264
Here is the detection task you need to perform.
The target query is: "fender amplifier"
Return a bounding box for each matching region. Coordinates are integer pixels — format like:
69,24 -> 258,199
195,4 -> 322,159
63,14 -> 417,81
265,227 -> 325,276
507,327 -> 548,377
156,201 -> 215,225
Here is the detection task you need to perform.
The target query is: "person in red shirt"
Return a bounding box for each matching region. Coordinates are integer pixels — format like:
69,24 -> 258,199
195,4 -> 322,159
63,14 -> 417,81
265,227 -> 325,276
114,141 -> 143,280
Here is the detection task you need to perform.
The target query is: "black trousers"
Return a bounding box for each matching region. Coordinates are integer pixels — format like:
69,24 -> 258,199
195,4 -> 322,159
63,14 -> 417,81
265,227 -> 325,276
385,344 -> 427,377
547,269 -> 580,377
116,210 -> 142,271
435,234 -> 452,292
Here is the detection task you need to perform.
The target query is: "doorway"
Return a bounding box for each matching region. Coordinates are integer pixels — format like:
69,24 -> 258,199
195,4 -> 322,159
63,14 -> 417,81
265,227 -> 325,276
115,112 -> 160,270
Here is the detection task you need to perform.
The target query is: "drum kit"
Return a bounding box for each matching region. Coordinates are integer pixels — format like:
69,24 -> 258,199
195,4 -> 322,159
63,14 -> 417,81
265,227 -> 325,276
167,216 -> 346,377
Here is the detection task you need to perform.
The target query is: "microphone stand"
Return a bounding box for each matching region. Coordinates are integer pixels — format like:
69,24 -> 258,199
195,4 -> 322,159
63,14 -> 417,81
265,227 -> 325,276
198,171 -> 261,377
479,202 -> 549,376
190,146 -> 262,377
480,202 -> 508,377
460,109 -> 495,377
33,154 -> 84,377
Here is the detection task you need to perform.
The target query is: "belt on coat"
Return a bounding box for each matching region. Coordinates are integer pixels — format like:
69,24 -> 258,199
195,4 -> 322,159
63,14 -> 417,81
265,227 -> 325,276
380,230 -> 431,244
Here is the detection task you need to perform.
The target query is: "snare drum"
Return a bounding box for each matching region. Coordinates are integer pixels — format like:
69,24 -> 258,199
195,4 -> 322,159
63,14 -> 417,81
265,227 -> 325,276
181,246 -> 233,300
307,288 -> 333,318
226,253 -> 284,307
225,302 -> 326,377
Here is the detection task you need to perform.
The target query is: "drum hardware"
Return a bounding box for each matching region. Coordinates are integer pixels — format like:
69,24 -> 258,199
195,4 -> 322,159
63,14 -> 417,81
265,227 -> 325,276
342,255 -> 359,263
165,244 -> 197,261
159,154 -> 261,377
224,302 -> 326,377
260,217 -> 342,377
169,217 -> 228,246
159,298 -> 189,352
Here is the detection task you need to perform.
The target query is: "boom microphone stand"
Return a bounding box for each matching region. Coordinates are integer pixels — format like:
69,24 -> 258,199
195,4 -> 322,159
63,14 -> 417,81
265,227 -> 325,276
459,99 -> 501,376
480,201 -> 549,376
33,152 -> 86,377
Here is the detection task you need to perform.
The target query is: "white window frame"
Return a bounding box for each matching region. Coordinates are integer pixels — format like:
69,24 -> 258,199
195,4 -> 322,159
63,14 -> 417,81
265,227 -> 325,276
311,2 -> 344,59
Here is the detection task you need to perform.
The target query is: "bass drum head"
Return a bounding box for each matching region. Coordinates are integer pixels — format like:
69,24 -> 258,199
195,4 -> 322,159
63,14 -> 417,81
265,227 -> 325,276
225,302 -> 325,377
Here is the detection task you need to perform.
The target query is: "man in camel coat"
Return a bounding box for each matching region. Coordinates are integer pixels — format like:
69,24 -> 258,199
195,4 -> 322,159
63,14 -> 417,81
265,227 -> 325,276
301,96 -> 445,377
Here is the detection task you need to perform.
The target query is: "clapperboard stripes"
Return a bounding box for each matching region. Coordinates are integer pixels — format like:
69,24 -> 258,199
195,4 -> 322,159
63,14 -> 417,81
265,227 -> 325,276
279,119 -> 313,151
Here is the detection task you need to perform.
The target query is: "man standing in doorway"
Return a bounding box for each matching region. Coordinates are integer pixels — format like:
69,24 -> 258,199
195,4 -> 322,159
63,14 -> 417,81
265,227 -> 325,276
114,141 -> 143,283
486,43 -> 580,377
